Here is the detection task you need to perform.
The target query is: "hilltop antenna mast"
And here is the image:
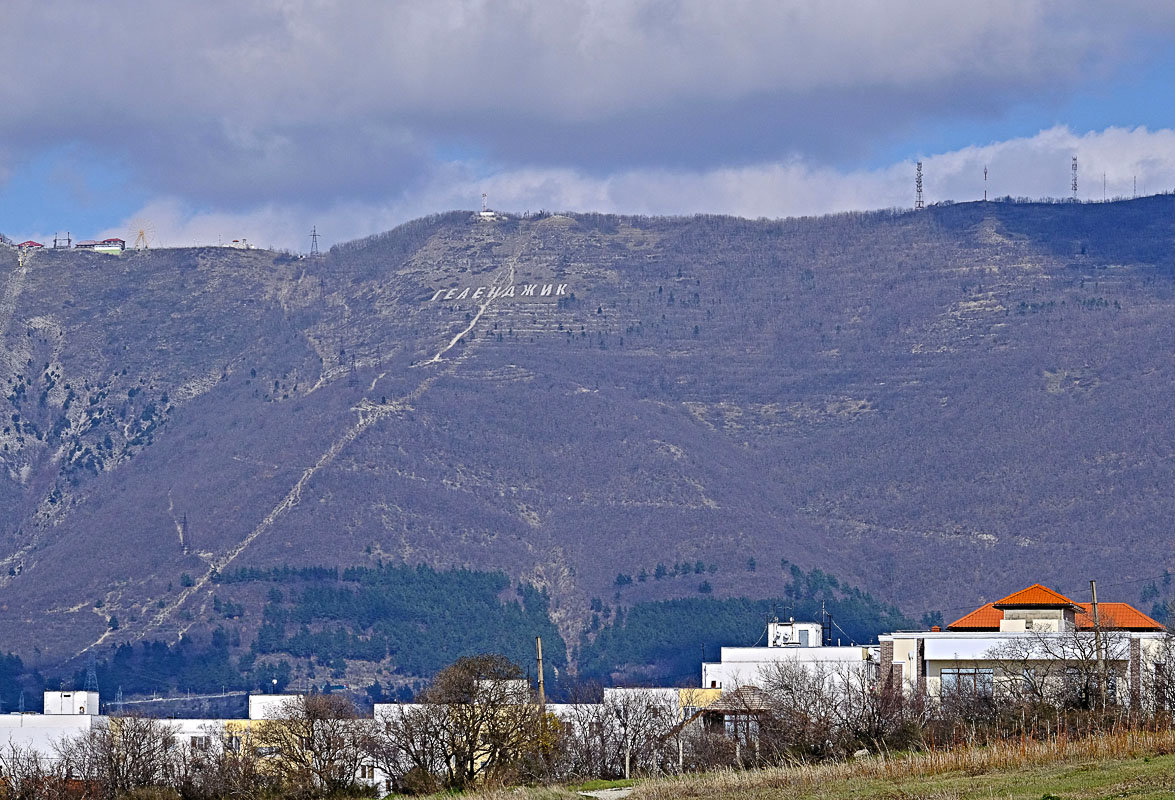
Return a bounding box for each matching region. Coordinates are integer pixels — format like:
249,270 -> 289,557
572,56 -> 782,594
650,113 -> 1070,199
1071,156 -> 1079,200
915,162 -> 924,210
310,226 -> 320,258
482,192 -> 488,214
984,166 -> 988,201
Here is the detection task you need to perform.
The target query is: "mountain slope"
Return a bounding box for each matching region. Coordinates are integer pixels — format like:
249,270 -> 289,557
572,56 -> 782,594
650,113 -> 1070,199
1,200 -> 1173,669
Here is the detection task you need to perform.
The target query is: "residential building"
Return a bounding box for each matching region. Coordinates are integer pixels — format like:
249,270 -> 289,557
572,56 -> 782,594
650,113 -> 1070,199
879,584 -> 1167,706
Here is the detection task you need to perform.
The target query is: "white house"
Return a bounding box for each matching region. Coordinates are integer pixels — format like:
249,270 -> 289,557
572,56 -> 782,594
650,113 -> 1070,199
879,584 -> 1167,706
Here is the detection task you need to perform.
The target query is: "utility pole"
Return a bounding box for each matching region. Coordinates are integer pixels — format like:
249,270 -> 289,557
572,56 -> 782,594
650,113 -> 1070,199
1090,579 -> 1107,709
535,636 -> 545,711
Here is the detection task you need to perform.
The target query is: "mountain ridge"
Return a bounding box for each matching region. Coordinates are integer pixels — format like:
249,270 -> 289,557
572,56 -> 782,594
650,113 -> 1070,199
1,199 -> 1173,675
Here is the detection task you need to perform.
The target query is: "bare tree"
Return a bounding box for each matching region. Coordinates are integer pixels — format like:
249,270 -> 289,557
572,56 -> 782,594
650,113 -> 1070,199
364,702 -> 450,794
556,683 -> 618,780
603,689 -> 678,778
984,628 -> 1129,713
415,654 -> 540,789
253,694 -> 370,798
0,742 -> 68,800
54,715 -> 180,800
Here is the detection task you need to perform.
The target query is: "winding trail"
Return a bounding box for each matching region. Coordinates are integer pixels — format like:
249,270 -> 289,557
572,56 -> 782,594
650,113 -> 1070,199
93,229 -> 533,650
422,253 -> 517,365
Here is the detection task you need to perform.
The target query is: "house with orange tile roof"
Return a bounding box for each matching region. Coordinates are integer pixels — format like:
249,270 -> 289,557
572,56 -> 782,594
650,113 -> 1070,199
879,584 -> 1167,708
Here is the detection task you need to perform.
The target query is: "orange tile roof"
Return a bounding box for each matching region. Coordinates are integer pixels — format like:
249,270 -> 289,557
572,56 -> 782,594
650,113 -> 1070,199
947,602 -> 1001,631
946,586 -> 1166,632
1075,603 -> 1165,632
992,583 -> 1080,609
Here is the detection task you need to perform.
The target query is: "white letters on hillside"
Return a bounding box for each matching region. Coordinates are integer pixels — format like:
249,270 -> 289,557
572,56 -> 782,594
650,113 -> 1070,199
428,284 -> 570,303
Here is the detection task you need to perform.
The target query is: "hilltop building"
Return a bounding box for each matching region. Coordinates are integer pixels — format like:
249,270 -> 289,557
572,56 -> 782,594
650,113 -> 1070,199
75,238 -> 126,254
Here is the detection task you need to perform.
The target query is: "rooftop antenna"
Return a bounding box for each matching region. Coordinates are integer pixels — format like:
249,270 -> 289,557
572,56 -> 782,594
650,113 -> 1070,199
1071,155 -> 1079,200
310,226 -> 320,258
915,162 -> 925,210
984,165 -> 988,201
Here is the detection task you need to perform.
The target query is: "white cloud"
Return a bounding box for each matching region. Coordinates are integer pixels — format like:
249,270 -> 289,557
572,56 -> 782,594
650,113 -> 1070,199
114,125 -> 1175,252
5,1 -> 1175,209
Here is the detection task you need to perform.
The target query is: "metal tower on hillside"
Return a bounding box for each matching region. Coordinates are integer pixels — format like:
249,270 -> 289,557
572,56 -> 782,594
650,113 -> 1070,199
984,166 -> 988,201
310,226 -> 320,258
482,193 -> 489,214
1072,156 -> 1079,200
915,162 -> 925,210
84,653 -> 99,693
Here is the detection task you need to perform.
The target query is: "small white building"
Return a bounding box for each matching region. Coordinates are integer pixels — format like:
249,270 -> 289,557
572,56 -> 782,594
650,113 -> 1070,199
43,690 -> 100,715
701,618 -> 877,690
247,693 -> 304,720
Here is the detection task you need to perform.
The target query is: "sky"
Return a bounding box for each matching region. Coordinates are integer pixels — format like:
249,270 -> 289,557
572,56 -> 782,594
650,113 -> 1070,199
3,1 -> 1175,251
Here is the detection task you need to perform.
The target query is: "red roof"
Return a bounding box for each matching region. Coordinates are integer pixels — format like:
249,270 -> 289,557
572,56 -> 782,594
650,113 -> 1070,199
948,585 -> 1164,632
992,583 -> 1080,609
17,240 -> 43,248
101,238 -> 125,244
1075,603 -> 1164,631
947,602 -> 1001,630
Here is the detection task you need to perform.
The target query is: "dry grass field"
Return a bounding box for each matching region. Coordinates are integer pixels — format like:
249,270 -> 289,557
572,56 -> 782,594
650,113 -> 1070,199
456,729 -> 1175,800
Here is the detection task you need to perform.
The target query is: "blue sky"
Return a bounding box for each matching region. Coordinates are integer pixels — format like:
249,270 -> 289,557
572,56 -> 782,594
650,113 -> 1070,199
3,1 -> 1175,250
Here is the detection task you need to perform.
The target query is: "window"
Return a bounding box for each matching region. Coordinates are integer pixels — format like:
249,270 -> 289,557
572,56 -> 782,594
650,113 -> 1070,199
940,667 -> 993,696
190,736 -> 211,750
358,765 -> 375,780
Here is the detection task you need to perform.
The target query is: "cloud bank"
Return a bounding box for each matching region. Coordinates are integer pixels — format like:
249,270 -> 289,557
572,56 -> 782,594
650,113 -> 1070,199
3,2 -> 1175,248
115,125 -> 1175,251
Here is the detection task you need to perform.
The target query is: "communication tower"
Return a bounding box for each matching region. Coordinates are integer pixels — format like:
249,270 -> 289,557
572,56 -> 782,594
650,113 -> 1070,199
915,162 -> 925,210
1071,156 -> 1079,200
984,165 -> 988,201
310,226 -> 320,258
482,193 -> 488,214
84,653 -> 99,693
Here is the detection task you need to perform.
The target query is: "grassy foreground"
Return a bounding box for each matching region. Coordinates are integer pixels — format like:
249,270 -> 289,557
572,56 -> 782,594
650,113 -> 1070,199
452,729 -> 1175,800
